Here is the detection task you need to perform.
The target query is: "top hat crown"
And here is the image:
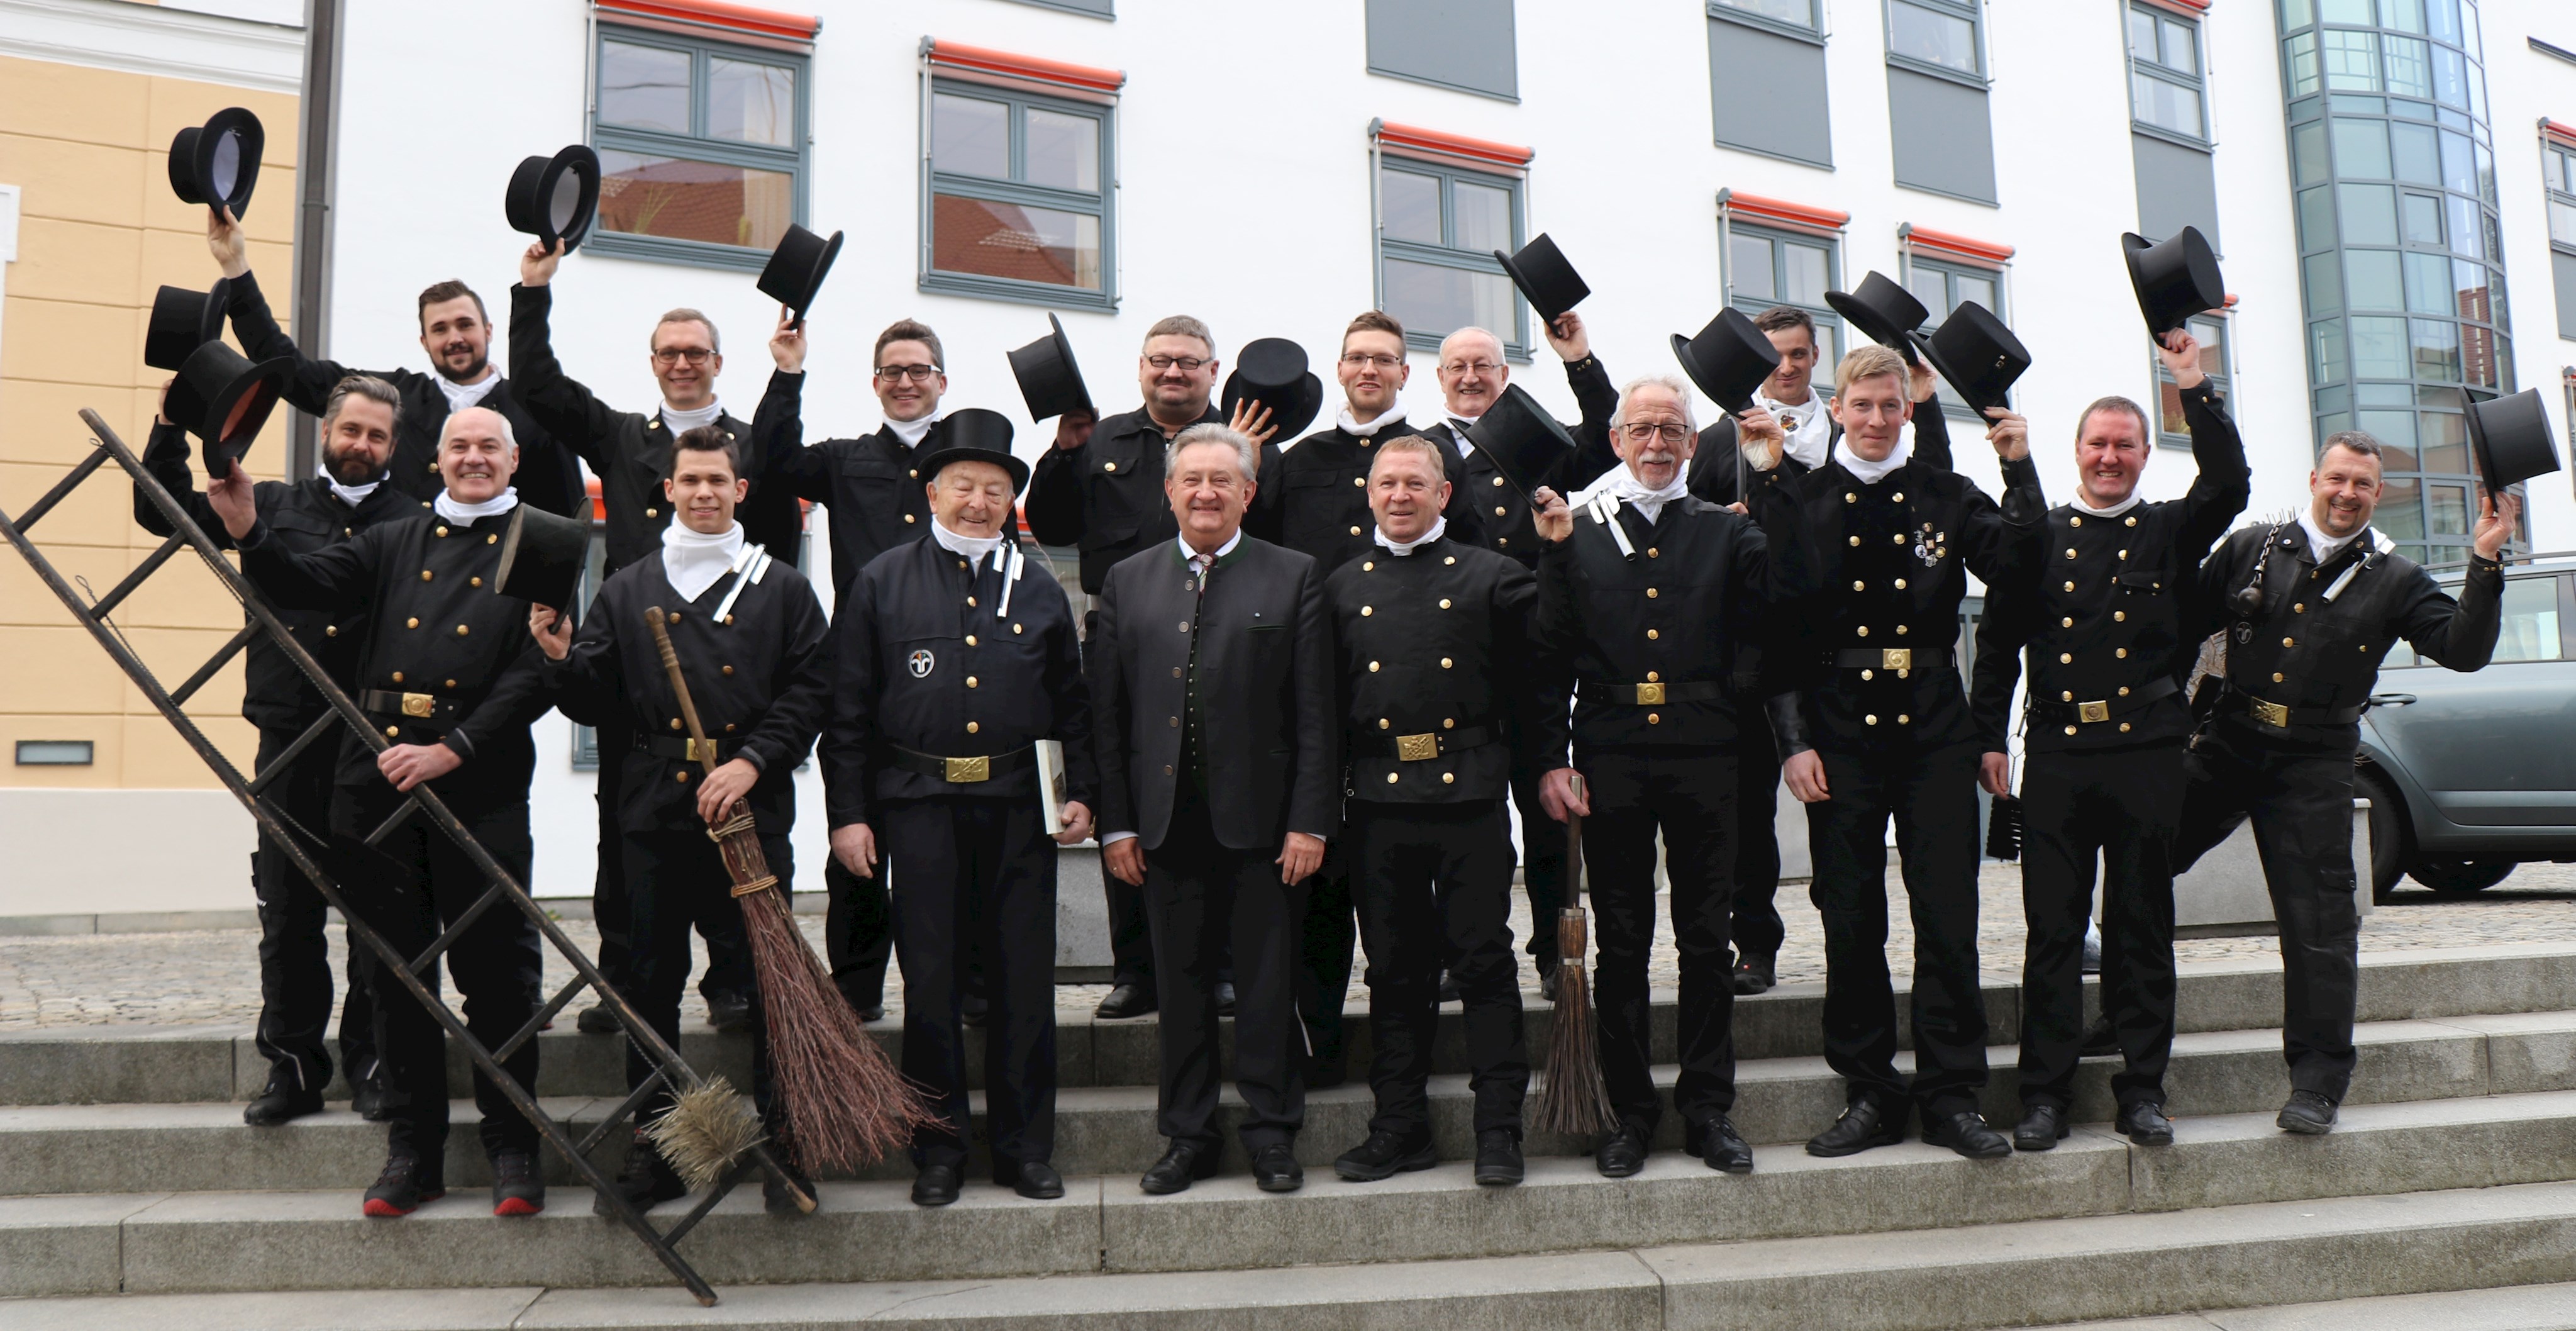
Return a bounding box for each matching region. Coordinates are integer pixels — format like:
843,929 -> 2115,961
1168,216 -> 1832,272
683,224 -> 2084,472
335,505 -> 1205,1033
506,145 -> 602,252
1824,272 -> 1930,365
146,281 -> 231,374
169,108 -> 264,220
2122,226 -> 2227,339
757,224 -> 844,328
918,408 -> 1028,493
167,341 -> 292,479
1007,314 -> 1094,422
1464,383 -> 1580,497
1494,233 -> 1590,323
2460,387 -> 2563,491
1223,337 -> 1324,441
1916,301 -> 2031,420
1669,308 -> 1783,416
494,504 -> 592,610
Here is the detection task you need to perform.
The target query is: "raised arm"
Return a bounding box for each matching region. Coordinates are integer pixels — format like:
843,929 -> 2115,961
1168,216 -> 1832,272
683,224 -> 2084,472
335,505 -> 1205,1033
2164,329 -> 2253,560
506,263 -> 620,474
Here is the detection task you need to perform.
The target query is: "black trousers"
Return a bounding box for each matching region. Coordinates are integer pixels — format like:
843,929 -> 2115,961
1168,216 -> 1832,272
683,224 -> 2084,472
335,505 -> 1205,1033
824,855 -> 894,1011
1509,764 -> 1569,973
250,721 -> 374,1093
1146,790 -> 1307,1152
334,786 -> 541,1159
2017,745 -> 2181,1112
886,796 -> 1058,1172
1730,720 -> 1788,960
1348,800 -> 1528,1139
2173,720 -> 2363,1102
623,828 -> 776,1126
1581,749 -> 1740,1134
592,723 -> 755,1006
1806,741 -> 1989,1120
1298,850 -> 1354,1079
1086,608 -> 1156,989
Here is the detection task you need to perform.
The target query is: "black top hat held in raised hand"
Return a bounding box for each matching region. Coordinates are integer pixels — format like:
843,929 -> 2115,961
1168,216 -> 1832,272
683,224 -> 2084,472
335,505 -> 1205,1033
757,224 -> 843,328
145,281 -> 231,373
494,505 -> 592,610
2122,226 -> 2226,339
169,107 -> 264,220
1222,338 -> 1324,441
1494,233 -> 1590,323
1915,301 -> 2031,420
506,145 -> 602,252
1669,308 -> 1783,416
2460,387 -> 2563,491
1008,314 -> 1094,422
918,408 -> 1028,494
1465,383 -> 1579,497
167,342 -> 292,479
1825,272 -> 1930,365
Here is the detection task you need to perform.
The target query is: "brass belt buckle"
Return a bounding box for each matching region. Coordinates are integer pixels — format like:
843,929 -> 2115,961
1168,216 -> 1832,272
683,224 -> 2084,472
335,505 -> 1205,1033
1881,649 -> 1912,671
401,692 -> 435,718
2249,697 -> 2291,728
1395,732 -> 1441,762
1633,682 -> 1666,705
2077,699 -> 2110,724
687,738 -> 716,762
945,755 -> 992,782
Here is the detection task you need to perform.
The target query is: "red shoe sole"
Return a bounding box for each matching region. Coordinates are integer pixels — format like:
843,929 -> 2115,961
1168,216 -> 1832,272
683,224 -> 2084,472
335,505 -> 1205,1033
492,1196 -> 544,1217
362,1188 -> 443,1218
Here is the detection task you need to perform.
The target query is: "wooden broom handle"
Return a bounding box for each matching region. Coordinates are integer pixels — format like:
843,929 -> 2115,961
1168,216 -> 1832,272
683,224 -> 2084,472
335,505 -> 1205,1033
644,606 -> 720,779
1563,772 -> 1585,914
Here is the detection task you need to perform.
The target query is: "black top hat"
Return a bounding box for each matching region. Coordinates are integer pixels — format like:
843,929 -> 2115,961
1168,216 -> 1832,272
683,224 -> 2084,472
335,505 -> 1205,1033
757,223 -> 843,328
1222,338 -> 1324,441
145,281 -> 231,373
166,341 -> 292,479
2122,226 -> 2226,339
1824,272 -> 1929,366
494,504 -> 591,610
917,408 -> 1028,493
1008,314 -> 1094,422
1464,383 -> 1579,497
1670,308 -> 1782,416
169,107 -> 264,220
1915,301 -> 2031,420
2461,387 -> 2563,491
506,145 -> 602,252
1494,233 -> 1589,323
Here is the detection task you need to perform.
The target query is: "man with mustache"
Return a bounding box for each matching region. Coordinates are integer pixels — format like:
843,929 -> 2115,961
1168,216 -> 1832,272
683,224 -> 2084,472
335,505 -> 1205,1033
2176,432 -> 2511,1135
135,374 -> 413,1126
208,406 -> 556,1220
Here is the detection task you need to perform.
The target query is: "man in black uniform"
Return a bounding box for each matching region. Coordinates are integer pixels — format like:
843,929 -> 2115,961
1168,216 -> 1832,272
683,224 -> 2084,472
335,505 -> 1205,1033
511,238 -> 791,1034
137,374 -> 412,1125
1757,344 -> 2040,1161
2179,433 -> 2509,1134
204,206 -> 586,519
209,406 -> 554,1219
1527,376 -> 1772,1177
1970,330 -> 2250,1150
1327,435 -> 1547,1187
1414,318 -> 1615,994
533,424 -> 833,1214
757,313 -> 951,1023
1092,424 -> 1336,1195
824,417 -> 1097,1206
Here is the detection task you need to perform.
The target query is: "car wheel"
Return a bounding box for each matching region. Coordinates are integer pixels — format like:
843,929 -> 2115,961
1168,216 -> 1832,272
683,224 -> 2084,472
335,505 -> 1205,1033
2354,770 -> 2409,904
2405,858 -> 2516,895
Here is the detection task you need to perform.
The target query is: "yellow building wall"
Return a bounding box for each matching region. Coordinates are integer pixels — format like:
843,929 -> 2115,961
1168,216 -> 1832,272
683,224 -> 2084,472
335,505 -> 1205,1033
0,52 -> 299,791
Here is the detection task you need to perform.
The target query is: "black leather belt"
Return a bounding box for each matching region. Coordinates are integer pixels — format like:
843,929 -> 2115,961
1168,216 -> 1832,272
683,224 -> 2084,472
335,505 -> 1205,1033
888,743 -> 1035,784
633,732 -> 747,763
2030,674 -> 2180,726
360,689 -> 458,727
1826,647 -> 1954,671
1580,681 -> 1725,706
1355,723 -> 1497,759
2228,687 -> 2365,729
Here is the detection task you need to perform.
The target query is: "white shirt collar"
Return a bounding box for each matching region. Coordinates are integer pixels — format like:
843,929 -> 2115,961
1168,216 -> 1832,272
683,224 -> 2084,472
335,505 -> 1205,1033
660,518 -> 746,602
659,399 -> 723,436
929,516 -> 1005,564
323,474 -> 382,508
887,413 -> 938,448
1177,528 -> 1243,566
431,486 -> 519,523
1837,430 -> 1914,486
2296,508 -> 2366,564
2070,490 -> 2145,519
1572,464 -> 1692,525
435,370 -> 501,414
1758,387 -> 1833,471
1336,403 -> 1404,438
1443,408 -> 1482,457
1374,515 -> 1448,555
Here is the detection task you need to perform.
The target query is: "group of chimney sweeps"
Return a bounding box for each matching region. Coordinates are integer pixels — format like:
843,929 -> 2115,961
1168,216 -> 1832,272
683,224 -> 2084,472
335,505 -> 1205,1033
143,206 -> 2515,1223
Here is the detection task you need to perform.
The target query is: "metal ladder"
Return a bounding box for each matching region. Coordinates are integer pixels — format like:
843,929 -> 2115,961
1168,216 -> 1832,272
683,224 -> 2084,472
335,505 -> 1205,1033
0,408 -> 802,1306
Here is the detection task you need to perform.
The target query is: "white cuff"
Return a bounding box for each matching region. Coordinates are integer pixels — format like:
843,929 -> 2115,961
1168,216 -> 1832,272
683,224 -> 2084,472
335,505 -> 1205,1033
1101,830 -> 1138,845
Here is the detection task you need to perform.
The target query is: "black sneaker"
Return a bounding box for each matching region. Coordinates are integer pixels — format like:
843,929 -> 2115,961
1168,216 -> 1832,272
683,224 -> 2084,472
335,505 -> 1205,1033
243,1068 -> 323,1127
2277,1090 -> 2338,1135
1473,1128 -> 1524,1186
1731,953 -> 1777,996
490,1147 -> 544,1216
705,989 -> 754,1033
1333,1129 -> 1436,1182
576,1003 -> 621,1035
593,1137 -> 685,1216
362,1150 -> 443,1218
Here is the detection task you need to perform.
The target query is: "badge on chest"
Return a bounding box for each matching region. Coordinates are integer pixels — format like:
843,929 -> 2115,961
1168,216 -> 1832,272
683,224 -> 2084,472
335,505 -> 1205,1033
1912,523 -> 1948,567
909,649 -> 935,678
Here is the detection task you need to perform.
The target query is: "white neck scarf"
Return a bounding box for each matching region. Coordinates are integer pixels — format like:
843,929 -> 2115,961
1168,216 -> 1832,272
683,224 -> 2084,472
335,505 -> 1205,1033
1337,403 -> 1403,438
660,399 -> 723,436
2071,489 -> 2145,519
432,486 -> 519,523
2296,508 -> 2365,564
887,413 -> 938,448
1445,411 -> 1481,458
1575,464 -> 1692,525
435,370 -> 500,414
929,515 -> 1005,564
662,518 -> 746,602
1758,387 -> 1834,471
323,471 -> 382,508
1374,515 -> 1448,555
1837,431 -> 1914,487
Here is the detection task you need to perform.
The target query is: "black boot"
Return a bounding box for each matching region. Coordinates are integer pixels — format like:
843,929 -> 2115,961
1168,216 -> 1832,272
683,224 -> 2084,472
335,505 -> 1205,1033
1333,1129 -> 1436,1182
594,1135 -> 686,1216
490,1147 -> 544,1216
2277,1090 -> 2338,1135
1474,1128 -> 1524,1186
243,1066 -> 323,1127
1731,952 -> 1777,996
362,1150 -> 443,1218
704,989 -> 753,1033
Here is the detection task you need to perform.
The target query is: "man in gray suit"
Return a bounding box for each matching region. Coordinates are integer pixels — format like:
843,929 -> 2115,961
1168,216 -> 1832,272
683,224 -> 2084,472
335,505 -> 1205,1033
1091,423 -> 1338,1196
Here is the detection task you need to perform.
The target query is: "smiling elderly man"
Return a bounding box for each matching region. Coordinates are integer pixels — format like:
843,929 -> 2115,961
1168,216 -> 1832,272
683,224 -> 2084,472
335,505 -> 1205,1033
209,406 -> 557,1221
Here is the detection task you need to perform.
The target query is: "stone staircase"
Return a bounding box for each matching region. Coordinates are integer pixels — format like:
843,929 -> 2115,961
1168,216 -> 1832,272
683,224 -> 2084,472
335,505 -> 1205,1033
4,942 -> 2573,1328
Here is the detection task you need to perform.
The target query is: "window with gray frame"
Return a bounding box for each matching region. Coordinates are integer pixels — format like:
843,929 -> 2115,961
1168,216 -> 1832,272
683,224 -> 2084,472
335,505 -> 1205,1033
1366,0 -> 1518,101
1726,223 -> 1843,383
2546,138 -> 2576,338
1884,0 -> 1996,204
923,82 -> 1115,309
2277,0 -> 2515,567
1906,257 -> 2003,419
2153,313 -> 2232,448
1707,1 -> 1831,167
1378,158 -> 1526,356
2129,1 -> 2222,247
589,27 -> 808,272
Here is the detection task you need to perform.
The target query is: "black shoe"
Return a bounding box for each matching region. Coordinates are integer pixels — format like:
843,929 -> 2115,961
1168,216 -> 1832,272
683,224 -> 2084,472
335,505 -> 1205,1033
961,991 -> 989,1030
1539,962 -> 1560,1002
1333,1129 -> 1436,1182
243,1071 -> 323,1127
2277,1090 -> 2338,1135
362,1150 -> 443,1218
490,1147 -> 544,1216
1731,953 -> 1777,996
858,1004 -> 887,1023
1002,1161 -> 1066,1200
1474,1128 -> 1524,1186
594,1137 -> 686,1216
2118,1100 -> 2176,1146
704,989 -> 753,1033
1252,1142 -> 1304,1193
1688,1115 -> 1754,1174
2013,1103 -> 2070,1152
1139,1141 -> 1219,1195
762,1159 -> 816,1215
1595,1122 -> 1649,1178
1216,981 -> 1238,1017
1806,1099 -> 1906,1157
351,1076 -> 391,1122
1306,1054 -> 1348,1089
577,1003 -> 621,1035
2079,1014 -> 2119,1058
1095,982 -> 1157,1020
1924,1109 -> 2014,1160
1437,971 -> 1461,1004
911,1163 -> 962,1206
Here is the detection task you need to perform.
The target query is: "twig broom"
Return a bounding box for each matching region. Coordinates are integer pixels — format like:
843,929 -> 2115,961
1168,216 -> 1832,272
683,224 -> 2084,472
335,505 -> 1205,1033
1530,771 -> 1614,1136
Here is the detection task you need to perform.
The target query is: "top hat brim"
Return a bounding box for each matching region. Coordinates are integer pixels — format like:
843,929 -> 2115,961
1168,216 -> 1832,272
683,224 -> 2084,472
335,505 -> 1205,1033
2461,387 -> 2563,491
507,147 -> 602,251
1494,238 -> 1590,323
758,227 -> 845,326
1824,288 -> 1925,366
174,343 -> 292,477
494,505 -> 592,609
1008,313 -> 1095,421
1670,331 -> 1775,417
1915,338 -> 1999,420
923,445 -> 1031,495
169,108 -> 264,220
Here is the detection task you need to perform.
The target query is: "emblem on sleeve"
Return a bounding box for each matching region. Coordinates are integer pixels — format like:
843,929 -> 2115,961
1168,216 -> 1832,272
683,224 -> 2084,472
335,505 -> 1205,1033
909,649 -> 936,677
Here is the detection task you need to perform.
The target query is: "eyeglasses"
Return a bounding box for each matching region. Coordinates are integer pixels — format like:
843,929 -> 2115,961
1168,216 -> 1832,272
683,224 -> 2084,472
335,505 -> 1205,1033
652,348 -> 714,367
1340,352 -> 1404,369
1144,355 -> 1210,372
1619,422 -> 1690,443
875,364 -> 943,382
1440,360 -> 1504,376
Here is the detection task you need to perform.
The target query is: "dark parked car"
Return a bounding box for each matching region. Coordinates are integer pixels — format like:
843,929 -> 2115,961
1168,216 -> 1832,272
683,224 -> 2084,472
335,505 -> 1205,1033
2357,557 -> 2576,901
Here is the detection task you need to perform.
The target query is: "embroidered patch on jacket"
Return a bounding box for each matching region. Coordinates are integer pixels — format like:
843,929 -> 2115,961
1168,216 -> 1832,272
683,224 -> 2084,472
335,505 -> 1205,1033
908,649 -> 935,678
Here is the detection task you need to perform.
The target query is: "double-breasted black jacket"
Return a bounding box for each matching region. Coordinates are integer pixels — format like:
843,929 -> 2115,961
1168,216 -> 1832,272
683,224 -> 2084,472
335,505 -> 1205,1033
753,369 -> 935,603
1024,404 -> 1225,595
1248,421 -> 1485,576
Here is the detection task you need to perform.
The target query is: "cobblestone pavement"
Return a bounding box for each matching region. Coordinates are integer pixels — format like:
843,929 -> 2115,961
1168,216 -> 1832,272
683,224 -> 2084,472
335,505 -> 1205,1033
8,864 -> 2576,1030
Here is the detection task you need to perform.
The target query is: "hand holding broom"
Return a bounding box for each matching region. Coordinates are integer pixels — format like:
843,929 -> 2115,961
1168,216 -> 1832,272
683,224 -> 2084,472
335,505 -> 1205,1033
1531,770 -> 1614,1137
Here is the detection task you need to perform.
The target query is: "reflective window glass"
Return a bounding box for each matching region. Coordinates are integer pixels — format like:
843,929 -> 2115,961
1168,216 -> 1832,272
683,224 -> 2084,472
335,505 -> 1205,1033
600,41 -> 690,133
931,94 -> 1009,179
1889,1 -> 1979,74
709,58 -> 794,146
